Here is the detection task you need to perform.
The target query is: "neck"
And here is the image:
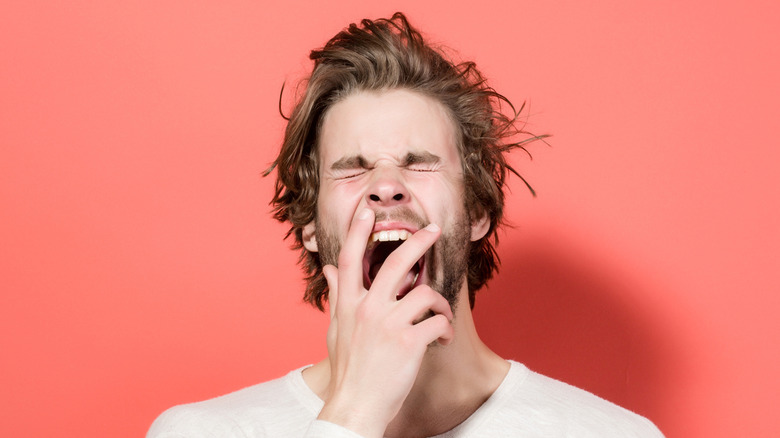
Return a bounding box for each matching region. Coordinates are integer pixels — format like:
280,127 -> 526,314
303,288 -> 509,437
384,291 -> 508,437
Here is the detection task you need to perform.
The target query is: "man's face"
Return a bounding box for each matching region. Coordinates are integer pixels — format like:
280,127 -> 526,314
302,89 -> 489,309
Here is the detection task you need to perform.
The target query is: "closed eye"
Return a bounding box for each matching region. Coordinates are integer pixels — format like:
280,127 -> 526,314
406,164 -> 437,172
330,155 -> 370,180
403,152 -> 440,172
335,169 -> 367,180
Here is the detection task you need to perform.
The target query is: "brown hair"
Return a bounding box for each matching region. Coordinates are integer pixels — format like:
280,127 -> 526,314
267,12 -> 546,310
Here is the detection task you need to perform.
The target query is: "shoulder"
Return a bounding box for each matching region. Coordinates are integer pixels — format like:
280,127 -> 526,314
480,362 -> 663,438
147,367 -> 322,438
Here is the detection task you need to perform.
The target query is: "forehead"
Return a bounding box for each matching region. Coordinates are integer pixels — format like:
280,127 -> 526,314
317,89 -> 460,166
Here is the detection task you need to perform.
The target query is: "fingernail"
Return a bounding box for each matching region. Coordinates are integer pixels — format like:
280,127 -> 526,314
358,208 -> 372,220
425,223 -> 440,232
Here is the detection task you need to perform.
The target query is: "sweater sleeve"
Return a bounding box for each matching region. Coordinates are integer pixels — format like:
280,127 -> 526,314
147,406 -> 367,438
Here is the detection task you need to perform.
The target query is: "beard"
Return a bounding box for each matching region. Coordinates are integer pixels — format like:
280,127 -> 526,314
315,207 -> 471,312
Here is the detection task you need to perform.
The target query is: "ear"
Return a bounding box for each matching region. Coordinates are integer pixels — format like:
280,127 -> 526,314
302,221 -> 318,252
470,213 -> 490,242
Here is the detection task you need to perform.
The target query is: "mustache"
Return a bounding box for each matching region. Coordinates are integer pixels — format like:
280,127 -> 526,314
373,207 -> 427,230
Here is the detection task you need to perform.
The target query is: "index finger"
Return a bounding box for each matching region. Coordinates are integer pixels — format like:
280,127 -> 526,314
335,208 -> 375,299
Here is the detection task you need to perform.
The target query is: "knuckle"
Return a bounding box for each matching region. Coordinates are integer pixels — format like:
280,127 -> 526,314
415,286 -> 443,305
413,283 -> 433,295
417,285 -> 437,299
354,300 -> 377,323
354,303 -> 369,321
429,314 -> 450,331
337,252 -> 353,269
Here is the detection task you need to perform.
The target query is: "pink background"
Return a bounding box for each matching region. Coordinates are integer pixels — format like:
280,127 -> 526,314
2,1 -> 779,436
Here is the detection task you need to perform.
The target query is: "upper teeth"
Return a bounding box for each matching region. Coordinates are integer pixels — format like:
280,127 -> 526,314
370,229 -> 411,243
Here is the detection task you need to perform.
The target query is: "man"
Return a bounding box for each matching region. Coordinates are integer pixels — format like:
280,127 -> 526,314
148,13 -> 663,437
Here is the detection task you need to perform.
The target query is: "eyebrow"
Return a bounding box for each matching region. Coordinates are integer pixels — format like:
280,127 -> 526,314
402,151 -> 440,166
330,151 -> 441,170
330,155 -> 369,170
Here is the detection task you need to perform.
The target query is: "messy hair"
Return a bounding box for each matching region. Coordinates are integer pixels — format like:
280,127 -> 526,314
267,12 -> 546,310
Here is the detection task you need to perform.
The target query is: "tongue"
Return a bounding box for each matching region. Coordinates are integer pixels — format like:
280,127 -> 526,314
395,265 -> 419,300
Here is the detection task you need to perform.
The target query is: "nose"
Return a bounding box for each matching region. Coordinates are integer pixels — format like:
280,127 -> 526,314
366,167 -> 409,207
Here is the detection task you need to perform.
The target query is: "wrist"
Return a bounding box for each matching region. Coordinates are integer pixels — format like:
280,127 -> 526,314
317,392 -> 391,438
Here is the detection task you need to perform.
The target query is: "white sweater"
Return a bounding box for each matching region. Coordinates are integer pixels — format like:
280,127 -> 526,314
147,361 -> 663,437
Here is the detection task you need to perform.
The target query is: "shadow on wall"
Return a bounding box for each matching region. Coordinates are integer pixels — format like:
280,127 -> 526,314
473,236 -> 677,426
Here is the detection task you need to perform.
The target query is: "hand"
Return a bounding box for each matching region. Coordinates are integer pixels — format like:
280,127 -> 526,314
317,208 -> 455,437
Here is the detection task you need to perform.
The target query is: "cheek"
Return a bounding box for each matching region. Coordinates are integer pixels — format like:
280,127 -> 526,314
318,183 -> 366,228
409,177 -> 464,217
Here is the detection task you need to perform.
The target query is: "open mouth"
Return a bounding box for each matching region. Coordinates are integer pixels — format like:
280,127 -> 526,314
363,229 -> 425,299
